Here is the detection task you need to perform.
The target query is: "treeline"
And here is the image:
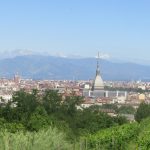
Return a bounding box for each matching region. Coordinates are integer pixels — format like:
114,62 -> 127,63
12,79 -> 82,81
0,89 -> 127,139
105,86 -> 150,93
89,104 -> 136,115
0,90 -> 150,149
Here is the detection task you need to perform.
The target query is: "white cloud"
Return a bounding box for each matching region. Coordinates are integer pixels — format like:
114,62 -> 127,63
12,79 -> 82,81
55,52 -> 67,58
95,52 -> 110,60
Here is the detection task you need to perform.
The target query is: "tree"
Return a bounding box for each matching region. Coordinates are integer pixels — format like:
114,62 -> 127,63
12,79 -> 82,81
114,115 -> 128,125
135,102 -> 150,122
70,108 -> 116,136
28,106 -> 51,131
42,90 -> 62,114
118,105 -> 135,114
101,104 -> 118,112
12,89 -> 39,123
61,96 -> 83,117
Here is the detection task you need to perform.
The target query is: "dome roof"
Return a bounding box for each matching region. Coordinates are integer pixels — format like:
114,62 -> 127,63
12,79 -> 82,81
92,74 -> 104,90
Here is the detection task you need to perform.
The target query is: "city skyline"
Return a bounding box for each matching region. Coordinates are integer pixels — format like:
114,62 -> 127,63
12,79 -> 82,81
0,1 -> 150,64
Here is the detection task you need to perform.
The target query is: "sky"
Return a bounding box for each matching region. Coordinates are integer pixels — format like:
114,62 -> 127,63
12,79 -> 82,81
0,0 -> 150,63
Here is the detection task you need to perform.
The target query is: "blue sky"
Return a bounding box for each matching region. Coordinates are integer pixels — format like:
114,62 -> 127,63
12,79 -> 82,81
0,0 -> 150,63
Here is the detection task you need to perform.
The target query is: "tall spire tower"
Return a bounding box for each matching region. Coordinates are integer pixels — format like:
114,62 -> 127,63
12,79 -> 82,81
92,52 -> 104,91
96,52 -> 100,76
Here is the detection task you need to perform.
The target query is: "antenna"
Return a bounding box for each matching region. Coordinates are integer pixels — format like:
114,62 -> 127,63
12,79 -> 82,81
97,52 -> 100,68
96,52 -> 100,75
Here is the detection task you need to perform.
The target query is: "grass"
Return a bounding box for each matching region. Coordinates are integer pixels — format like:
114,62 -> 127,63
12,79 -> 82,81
0,127 -> 72,150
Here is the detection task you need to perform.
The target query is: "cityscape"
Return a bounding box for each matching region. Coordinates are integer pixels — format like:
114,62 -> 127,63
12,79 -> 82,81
0,53 -> 149,120
0,0 -> 150,149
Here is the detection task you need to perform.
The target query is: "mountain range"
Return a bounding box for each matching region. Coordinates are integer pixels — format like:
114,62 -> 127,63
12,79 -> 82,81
0,54 -> 150,81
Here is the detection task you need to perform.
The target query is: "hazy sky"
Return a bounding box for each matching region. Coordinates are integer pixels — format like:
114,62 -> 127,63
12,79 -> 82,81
0,0 -> 150,63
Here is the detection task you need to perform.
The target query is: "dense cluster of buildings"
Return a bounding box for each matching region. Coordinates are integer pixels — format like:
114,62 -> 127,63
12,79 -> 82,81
0,54 -> 150,112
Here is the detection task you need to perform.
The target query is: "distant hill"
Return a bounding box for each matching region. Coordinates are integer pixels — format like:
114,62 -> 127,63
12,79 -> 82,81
0,55 -> 150,81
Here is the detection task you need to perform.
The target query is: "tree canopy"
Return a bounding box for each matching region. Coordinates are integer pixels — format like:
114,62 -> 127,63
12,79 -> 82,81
0,89 -> 127,139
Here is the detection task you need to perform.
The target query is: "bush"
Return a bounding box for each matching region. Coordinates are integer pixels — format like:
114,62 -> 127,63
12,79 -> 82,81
0,118 -> 25,133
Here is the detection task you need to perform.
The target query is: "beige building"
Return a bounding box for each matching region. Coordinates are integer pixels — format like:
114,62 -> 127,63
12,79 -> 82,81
139,93 -> 145,101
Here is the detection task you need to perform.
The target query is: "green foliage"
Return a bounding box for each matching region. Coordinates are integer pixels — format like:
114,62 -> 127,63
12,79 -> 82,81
61,95 -> 83,117
118,105 -> 135,114
74,117 -> 150,150
42,90 -> 62,114
27,106 -> 51,131
80,123 -> 140,150
113,115 -> 128,125
101,104 -> 118,112
0,89 -> 129,144
0,118 -> 25,133
88,104 -> 118,112
3,123 -> 25,133
72,109 -> 115,135
135,102 -> 150,122
0,103 -> 15,122
104,86 -> 149,93
1,88 -> 150,149
2,89 -> 39,123
136,118 -> 150,149
0,127 -> 72,150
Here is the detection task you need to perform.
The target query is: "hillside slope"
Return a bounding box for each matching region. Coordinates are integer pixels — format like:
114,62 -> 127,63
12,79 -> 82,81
0,55 -> 150,80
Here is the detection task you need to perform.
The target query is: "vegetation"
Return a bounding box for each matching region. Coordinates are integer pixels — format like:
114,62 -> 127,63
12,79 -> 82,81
75,118 -> 150,150
118,105 -> 135,114
84,123 -> 140,149
88,103 -> 136,115
105,86 -> 150,93
137,118 -> 150,149
135,102 -> 150,122
0,127 -> 72,150
0,90 -> 150,149
0,117 -> 148,150
0,90 -> 127,139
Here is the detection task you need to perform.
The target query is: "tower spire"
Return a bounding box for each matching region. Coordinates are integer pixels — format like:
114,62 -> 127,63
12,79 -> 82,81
92,52 -> 104,91
96,52 -> 100,75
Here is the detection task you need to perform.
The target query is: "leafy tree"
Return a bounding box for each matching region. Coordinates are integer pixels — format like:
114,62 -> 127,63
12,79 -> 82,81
61,96 -> 83,117
42,90 -> 62,114
114,115 -> 128,125
27,106 -> 50,131
12,89 -> 39,123
118,105 -> 135,114
101,104 -> 118,112
88,104 -> 118,113
0,102 -> 15,122
0,89 -> 129,140
135,102 -> 150,122
70,108 -> 116,136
